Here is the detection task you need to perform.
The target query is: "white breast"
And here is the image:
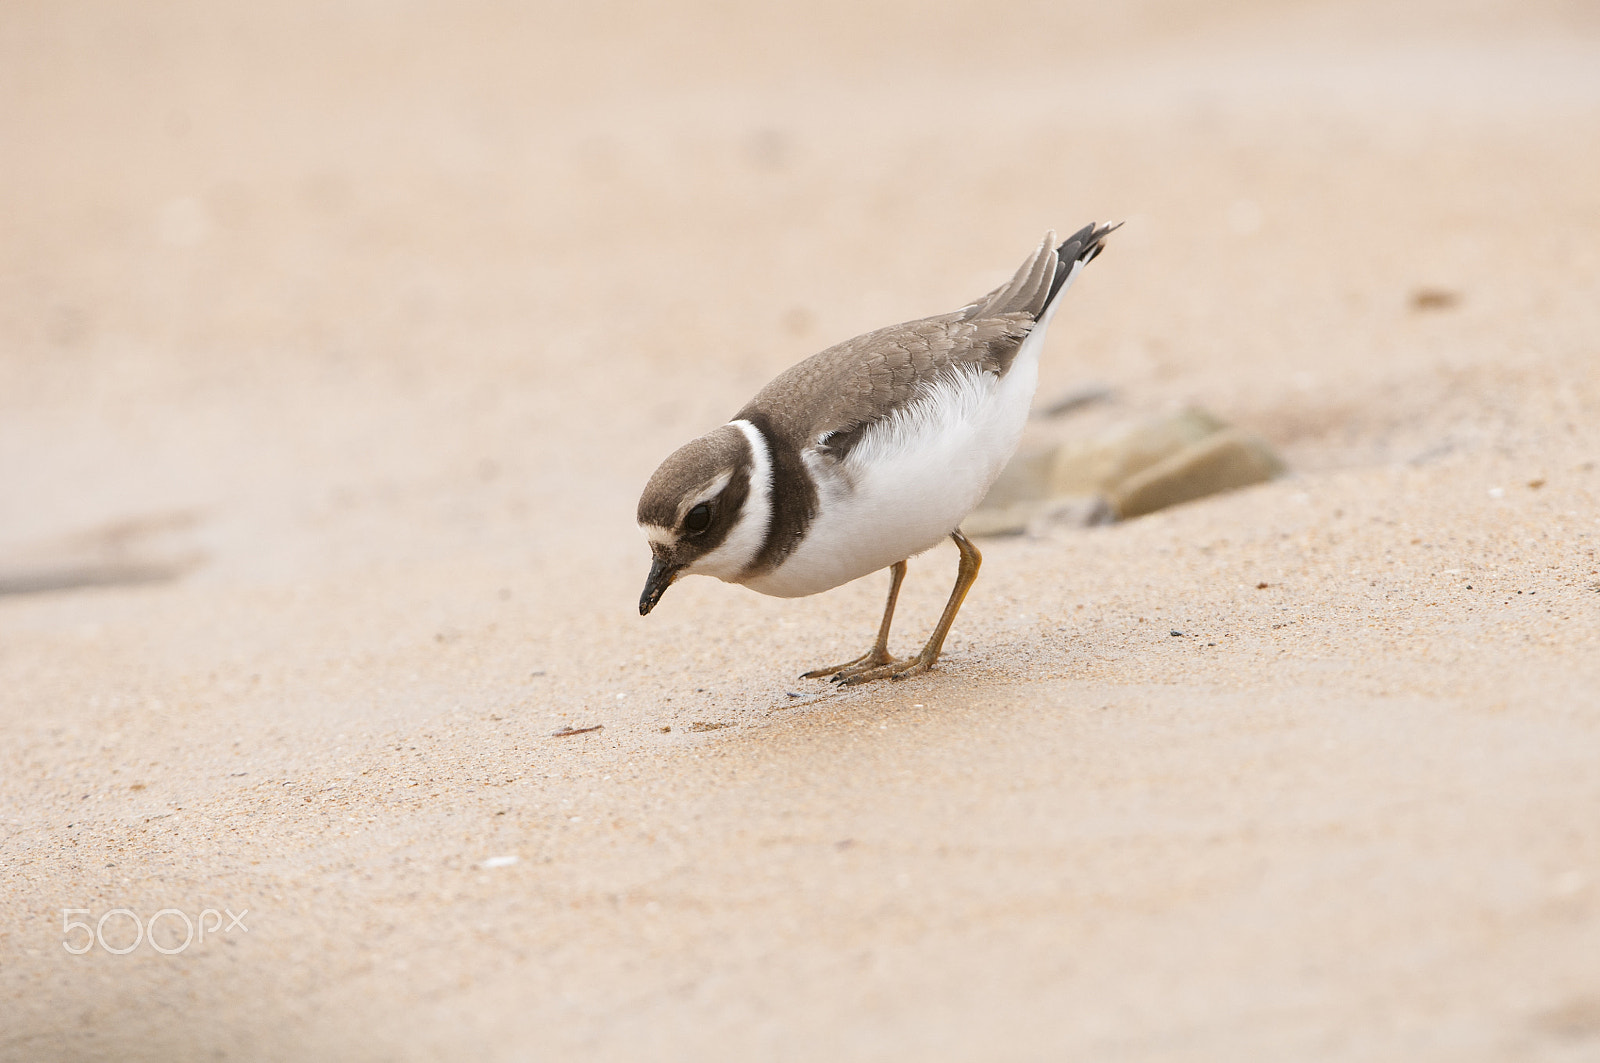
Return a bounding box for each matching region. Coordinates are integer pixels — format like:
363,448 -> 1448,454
742,320 -> 1050,599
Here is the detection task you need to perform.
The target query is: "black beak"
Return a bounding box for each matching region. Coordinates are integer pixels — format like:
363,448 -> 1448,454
639,557 -> 681,616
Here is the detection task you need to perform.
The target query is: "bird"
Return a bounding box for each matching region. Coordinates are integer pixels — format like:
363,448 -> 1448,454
636,222 -> 1118,685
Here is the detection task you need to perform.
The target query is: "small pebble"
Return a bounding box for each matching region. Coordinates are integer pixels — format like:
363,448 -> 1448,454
1410,287 -> 1460,311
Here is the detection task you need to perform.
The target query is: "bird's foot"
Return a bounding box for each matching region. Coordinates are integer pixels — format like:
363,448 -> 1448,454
830,653 -> 934,687
800,648 -> 892,681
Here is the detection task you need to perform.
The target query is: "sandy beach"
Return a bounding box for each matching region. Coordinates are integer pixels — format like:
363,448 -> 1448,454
3,1 -> 1599,1058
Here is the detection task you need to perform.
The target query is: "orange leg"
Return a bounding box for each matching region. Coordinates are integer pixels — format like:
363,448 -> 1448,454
800,560 -> 906,679
807,531 -> 983,686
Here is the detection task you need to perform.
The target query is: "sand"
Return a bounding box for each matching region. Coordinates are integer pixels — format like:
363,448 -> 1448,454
3,1 -> 1599,1059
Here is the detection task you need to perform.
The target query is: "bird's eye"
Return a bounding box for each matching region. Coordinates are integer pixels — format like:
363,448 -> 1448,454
684,503 -> 712,533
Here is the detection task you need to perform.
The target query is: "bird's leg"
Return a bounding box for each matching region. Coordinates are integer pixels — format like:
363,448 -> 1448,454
800,560 -> 906,680
834,531 -> 982,686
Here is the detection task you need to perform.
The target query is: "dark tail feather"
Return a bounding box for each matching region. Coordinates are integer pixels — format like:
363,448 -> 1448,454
1044,221 -> 1121,309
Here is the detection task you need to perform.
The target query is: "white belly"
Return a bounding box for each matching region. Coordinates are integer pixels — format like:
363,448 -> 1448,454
742,340 -> 1043,599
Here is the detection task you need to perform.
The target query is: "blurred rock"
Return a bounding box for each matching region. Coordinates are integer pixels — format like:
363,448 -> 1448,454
0,511 -> 205,596
962,494 -> 1114,538
1108,427 -> 1286,519
1047,407 -> 1227,499
1033,383 -> 1113,419
964,408 -> 1285,536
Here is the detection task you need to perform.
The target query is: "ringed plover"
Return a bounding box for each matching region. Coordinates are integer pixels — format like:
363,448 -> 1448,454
637,223 -> 1117,684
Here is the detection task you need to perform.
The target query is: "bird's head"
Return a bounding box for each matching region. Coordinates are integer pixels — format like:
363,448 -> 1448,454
635,422 -> 770,615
